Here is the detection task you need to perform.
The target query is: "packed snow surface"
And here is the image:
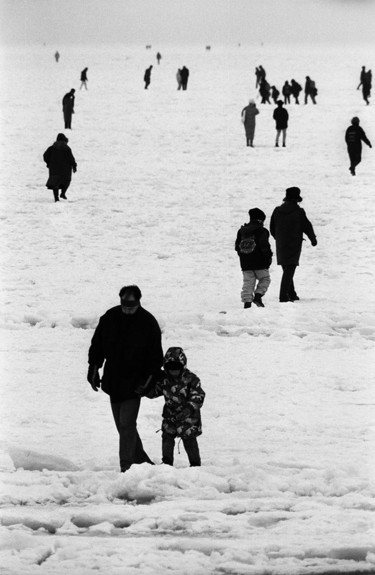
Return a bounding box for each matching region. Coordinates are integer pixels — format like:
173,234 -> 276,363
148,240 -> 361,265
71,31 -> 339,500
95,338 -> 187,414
0,43 -> 375,574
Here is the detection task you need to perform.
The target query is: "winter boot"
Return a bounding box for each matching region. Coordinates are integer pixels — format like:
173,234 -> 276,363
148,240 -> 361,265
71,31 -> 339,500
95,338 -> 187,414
253,293 -> 264,307
53,190 -> 59,202
244,302 -> 252,309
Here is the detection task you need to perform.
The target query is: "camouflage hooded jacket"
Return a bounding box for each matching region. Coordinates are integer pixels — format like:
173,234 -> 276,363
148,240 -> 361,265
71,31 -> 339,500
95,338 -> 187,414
140,347 -> 205,439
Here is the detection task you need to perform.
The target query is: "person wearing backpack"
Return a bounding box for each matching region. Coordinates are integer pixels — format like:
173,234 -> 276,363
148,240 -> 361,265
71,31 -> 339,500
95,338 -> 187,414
235,208 -> 273,308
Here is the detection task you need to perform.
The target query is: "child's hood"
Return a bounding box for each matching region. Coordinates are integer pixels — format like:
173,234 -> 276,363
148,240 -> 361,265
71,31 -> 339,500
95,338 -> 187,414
163,347 -> 187,368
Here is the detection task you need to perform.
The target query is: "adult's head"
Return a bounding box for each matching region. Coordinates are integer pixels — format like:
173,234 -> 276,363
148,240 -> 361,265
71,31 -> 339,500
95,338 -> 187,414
277,100 -> 283,107
351,116 -> 360,126
56,133 -> 68,143
283,187 -> 303,203
248,208 -> 266,221
119,284 -> 142,315
70,88 -> 75,94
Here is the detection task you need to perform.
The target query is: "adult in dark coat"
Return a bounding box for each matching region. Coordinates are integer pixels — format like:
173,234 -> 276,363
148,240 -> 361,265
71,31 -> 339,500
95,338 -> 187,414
87,285 -> 163,472
80,67 -> 88,90
62,89 -> 75,129
270,187 -> 317,302
43,133 -> 77,202
144,66 -> 152,89
180,66 -> 190,90
273,100 -> 289,147
304,76 -> 317,104
345,117 -> 372,175
235,208 -> 273,308
290,79 -> 302,104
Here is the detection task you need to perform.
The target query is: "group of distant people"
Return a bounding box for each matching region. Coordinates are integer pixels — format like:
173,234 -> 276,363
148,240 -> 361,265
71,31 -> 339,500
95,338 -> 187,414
143,62 -> 190,90
255,66 -> 317,106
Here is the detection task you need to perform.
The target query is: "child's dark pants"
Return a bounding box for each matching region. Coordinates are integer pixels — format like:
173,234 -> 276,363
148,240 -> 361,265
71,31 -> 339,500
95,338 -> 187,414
162,432 -> 201,466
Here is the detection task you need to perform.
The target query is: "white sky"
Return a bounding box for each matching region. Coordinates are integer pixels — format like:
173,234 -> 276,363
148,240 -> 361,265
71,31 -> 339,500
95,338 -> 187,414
0,0 -> 374,46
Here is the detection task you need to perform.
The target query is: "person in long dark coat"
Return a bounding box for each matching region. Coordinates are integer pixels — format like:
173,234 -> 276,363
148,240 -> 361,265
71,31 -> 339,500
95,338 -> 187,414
304,76 -> 317,104
43,133 -> 77,202
345,117 -> 372,175
144,66 -> 153,89
290,79 -> 302,104
180,66 -> 190,90
62,89 -> 75,129
270,187 -> 317,302
273,100 -> 289,147
87,285 -> 163,473
241,99 -> 259,147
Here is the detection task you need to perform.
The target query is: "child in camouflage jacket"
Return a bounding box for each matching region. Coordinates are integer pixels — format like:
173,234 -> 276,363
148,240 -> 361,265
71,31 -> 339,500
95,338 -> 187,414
137,347 -> 205,466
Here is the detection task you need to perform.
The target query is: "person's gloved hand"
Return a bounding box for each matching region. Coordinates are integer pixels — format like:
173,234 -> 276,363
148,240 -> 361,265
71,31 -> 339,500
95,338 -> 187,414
87,365 -> 101,392
176,406 -> 193,422
311,238 -> 317,247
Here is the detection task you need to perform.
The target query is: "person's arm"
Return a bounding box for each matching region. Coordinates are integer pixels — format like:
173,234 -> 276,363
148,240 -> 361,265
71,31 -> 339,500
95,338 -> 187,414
87,317 -> 105,390
360,128 -> 372,148
301,209 -> 317,246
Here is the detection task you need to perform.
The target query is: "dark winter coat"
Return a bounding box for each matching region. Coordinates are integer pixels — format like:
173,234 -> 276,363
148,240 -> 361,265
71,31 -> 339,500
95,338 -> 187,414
62,92 -> 75,114
345,125 -> 371,152
144,367 -> 205,439
270,202 -> 316,266
88,305 -> 163,401
273,106 -> 289,130
235,220 -> 273,271
43,141 -> 77,189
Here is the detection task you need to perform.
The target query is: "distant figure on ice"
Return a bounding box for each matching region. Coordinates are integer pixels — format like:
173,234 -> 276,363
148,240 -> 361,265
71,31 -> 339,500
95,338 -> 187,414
271,85 -> 280,104
62,88 -> 75,129
290,79 -> 302,104
135,347 -> 205,467
176,69 -> 182,90
43,133 -> 77,202
144,65 -> 153,89
270,187 -> 317,303
255,65 -> 266,88
273,100 -> 289,147
241,99 -> 259,147
259,78 -> 271,103
357,66 -> 372,105
235,208 -> 273,309
156,52 -> 162,65
87,285 -> 163,473
282,81 -> 291,105
180,66 -> 190,90
80,67 -> 88,90
54,51 -> 60,63
345,117 -> 372,176
304,76 -> 317,104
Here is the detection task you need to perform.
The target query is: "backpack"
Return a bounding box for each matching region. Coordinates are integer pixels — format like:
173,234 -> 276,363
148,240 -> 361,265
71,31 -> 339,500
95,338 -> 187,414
238,225 -> 256,254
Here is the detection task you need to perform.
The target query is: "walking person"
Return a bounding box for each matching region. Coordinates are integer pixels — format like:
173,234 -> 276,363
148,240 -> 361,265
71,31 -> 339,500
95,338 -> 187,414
345,117 -> 372,175
136,347 -> 205,467
271,86 -> 280,104
270,187 -> 317,303
156,52 -> 162,65
282,81 -> 291,105
54,51 -> 60,63
180,66 -> 190,90
235,208 -> 273,308
273,100 -> 289,147
290,79 -> 302,104
62,88 -> 75,129
43,133 -> 77,202
87,285 -> 163,473
144,65 -> 153,89
80,67 -> 88,90
304,76 -> 317,104
259,78 -> 271,104
359,69 -> 372,105
241,99 -> 259,147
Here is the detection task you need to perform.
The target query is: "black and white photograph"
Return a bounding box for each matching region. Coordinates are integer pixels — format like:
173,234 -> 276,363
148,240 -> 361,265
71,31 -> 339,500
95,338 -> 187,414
0,0 -> 374,573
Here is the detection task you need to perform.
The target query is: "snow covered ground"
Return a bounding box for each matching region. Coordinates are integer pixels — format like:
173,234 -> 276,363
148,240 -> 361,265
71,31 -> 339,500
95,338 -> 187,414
0,43 -> 375,574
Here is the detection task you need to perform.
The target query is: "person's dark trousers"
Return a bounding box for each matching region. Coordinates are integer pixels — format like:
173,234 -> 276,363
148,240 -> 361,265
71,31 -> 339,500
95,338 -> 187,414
64,111 -> 72,129
111,398 -> 153,472
348,147 -> 361,173
162,432 -> 201,466
280,265 -> 297,301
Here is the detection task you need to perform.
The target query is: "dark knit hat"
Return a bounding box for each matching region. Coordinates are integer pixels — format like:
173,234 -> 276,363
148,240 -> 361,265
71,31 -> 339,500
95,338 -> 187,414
283,187 -> 302,202
56,133 -> 68,142
248,208 -> 266,221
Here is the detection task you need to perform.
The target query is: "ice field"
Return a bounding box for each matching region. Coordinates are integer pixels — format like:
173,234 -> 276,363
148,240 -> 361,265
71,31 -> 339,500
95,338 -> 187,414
0,43 -> 375,574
